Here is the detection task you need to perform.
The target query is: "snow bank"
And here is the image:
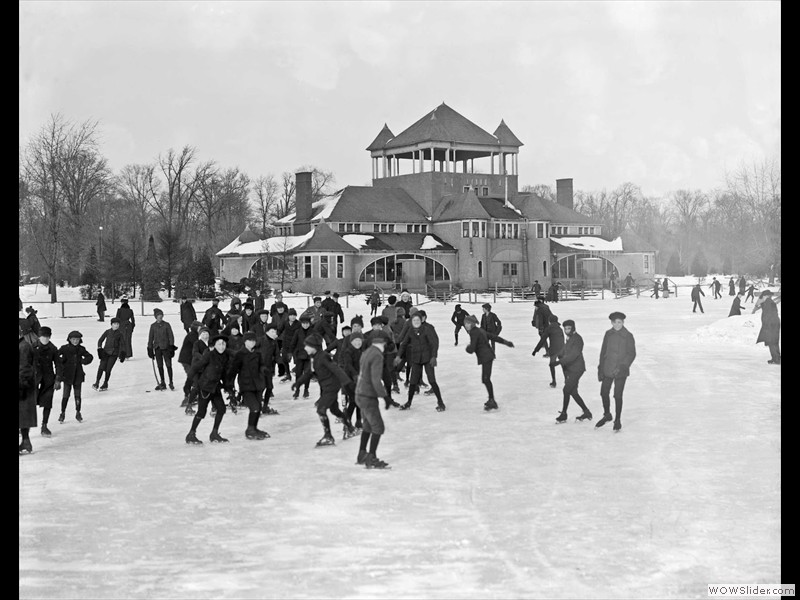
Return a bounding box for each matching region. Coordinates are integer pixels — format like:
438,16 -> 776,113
695,310 -> 780,346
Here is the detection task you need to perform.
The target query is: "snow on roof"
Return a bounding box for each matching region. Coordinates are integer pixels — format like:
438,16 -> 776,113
504,198 -> 524,217
341,234 -> 375,249
553,236 -> 623,252
216,230 -> 314,256
274,192 -> 343,225
420,235 -> 442,250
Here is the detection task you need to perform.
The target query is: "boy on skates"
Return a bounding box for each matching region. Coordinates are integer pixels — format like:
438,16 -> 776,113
33,326 -> 62,437
259,324 -> 280,414
596,312 -> 636,432
450,303 -> 469,346
93,317 -> 124,391
463,315 -> 514,411
147,308 -> 177,391
355,329 -> 392,469
228,332 -> 270,440
185,334 -> 234,444
532,314 -> 565,388
57,331 -> 94,423
553,319 -> 591,423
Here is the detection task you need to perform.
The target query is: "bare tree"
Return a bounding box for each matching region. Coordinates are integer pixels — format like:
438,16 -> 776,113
276,171 -> 296,220
521,183 -> 556,202
252,174 -> 279,237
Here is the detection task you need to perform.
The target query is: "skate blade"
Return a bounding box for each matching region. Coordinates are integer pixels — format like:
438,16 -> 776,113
555,420 -> 568,424
315,442 -> 336,448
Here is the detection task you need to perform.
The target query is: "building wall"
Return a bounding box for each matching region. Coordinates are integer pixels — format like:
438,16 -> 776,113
219,256 -> 259,283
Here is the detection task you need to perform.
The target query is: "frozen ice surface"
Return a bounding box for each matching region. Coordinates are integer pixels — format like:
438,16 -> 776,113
19,289 -> 780,599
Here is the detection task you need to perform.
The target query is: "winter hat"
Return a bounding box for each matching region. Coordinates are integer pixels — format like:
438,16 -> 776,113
464,315 -> 479,325
341,324 -> 352,332
198,326 -> 211,336
370,316 -> 384,326
333,292 -> 340,298
212,297 -> 220,303
299,315 -> 311,324
608,311 -> 626,321
190,320 -> 202,330
379,315 -> 390,325
313,296 -> 322,302
37,325 -> 52,337
562,320 -> 575,329
120,296 -> 129,302
455,304 -> 462,310
153,308 -> 164,317
350,315 -> 364,327
760,290 -> 773,297
416,310 -> 427,319
324,290 -> 331,296
410,313 -> 423,322
304,333 -> 323,350
387,295 -> 397,304
370,330 -> 391,344
242,332 -> 257,343
409,306 -> 419,316
243,302 -> 254,310
25,306 -> 37,314
257,309 -> 270,317
288,308 -> 298,316
210,334 -> 228,345
265,323 -> 277,332
110,317 -> 121,324
549,314 -> 559,324
482,303 -> 492,310
67,330 -> 83,340
396,307 -> 406,317
180,295 -> 187,300
349,331 -> 364,342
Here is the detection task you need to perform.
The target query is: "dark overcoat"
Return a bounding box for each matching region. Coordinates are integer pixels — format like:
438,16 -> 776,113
228,347 -> 266,393
558,332 -> 586,375
58,342 -> 94,384
598,327 -> 636,378
756,298 -> 780,345
19,337 -> 38,428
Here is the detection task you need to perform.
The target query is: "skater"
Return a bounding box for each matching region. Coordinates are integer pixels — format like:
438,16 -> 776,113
480,303 -> 503,351
241,302 -> 258,334
115,297 -> 135,359
381,294 -> 398,323
57,330 -> 94,423
33,325 -> 62,438
531,299 -> 553,355
532,280 -> 542,298
450,303 -> 469,346
180,296 -> 197,333
184,334 -> 234,444
201,297 -> 226,336
93,317 -> 124,391
596,312 -> 636,432
322,291 -> 345,336
395,290 -> 413,319
691,283 -> 705,313
729,277 -> 736,296
300,296 -> 324,325
624,273 -> 634,292
463,314 -> 514,411
662,277 -> 670,299
222,318 -> 244,355
271,303 -> 289,377
185,326 -> 212,413
228,296 -> 243,318
745,283 -> 757,303
547,281 -> 560,302
313,309 -> 337,348
365,316 -> 402,408
368,287 -> 381,317
279,308 -> 300,383
532,314 -> 565,388
269,291 -> 287,317
737,275 -> 746,295
96,290 -> 107,322
753,290 -> 781,365
396,312 -> 445,412
553,319 -> 591,423
354,329 -> 392,468
25,306 -> 41,336
728,292 -> 745,317
650,279 -> 660,299
227,332 -> 271,439
19,320 -> 38,454
178,320 -> 202,407
147,308 -> 177,391
708,277 -> 722,299
292,333 -> 355,446
258,324 -> 280,414
290,316 -> 314,398
339,330 -> 364,433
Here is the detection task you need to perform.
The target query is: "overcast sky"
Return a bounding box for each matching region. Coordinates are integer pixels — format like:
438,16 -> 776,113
19,1 -> 780,198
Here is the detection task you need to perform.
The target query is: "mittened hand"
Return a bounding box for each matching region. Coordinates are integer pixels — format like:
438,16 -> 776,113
393,357 -> 401,367
598,369 -> 604,382
429,358 -> 437,368
505,341 -> 515,348
54,381 -> 62,391
147,347 -> 155,359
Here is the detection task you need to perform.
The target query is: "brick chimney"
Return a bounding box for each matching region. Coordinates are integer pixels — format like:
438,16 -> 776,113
556,178 -> 573,211
295,171 -> 313,223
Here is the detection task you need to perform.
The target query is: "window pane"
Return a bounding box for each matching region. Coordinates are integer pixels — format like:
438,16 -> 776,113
373,224 -> 380,232
480,222 -> 486,237
502,263 -> 509,276
407,224 -> 413,233
482,187 -> 488,196
425,258 -> 434,279
354,224 -> 361,232
339,223 -> 345,232
435,261 -> 443,280
386,255 -> 395,281
320,256 -> 328,278
495,223 -> 500,238
511,264 -> 518,276
376,257 -> 385,280
346,223 -> 353,232
336,256 -> 344,278
472,221 -> 479,237
304,256 -> 311,278
388,224 -> 395,232
366,262 -> 375,281
463,222 -> 469,237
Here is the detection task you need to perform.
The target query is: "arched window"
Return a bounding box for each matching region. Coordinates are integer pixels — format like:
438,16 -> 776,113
358,254 -> 450,283
552,254 -> 618,281
249,256 -> 286,282
478,260 -> 483,278
543,260 -> 547,277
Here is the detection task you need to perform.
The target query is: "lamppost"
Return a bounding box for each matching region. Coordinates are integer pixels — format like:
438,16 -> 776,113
99,226 -> 103,258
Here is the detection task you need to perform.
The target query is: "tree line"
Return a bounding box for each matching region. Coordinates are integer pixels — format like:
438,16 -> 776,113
19,114 -> 337,302
522,158 -> 781,279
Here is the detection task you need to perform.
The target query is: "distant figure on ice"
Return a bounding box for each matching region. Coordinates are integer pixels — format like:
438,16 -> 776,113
96,290 -> 106,322
547,281 -> 560,302
180,296 -> 197,333
202,297 -> 226,336
463,314 -> 514,412
450,303 -> 469,346
709,277 -> 722,299
624,273 -> 635,292
57,330 -> 94,424
738,275 -> 747,295
25,306 -> 41,336
531,300 -> 553,356
553,319 -> 592,424
661,277 -> 670,298
93,317 -> 124,392
479,303 -> 503,351
753,290 -> 781,365
691,283 -> 705,314
115,297 -> 135,359
728,292 -> 745,317
532,314 -> 565,388
147,308 -> 176,391
532,280 -> 542,298
729,277 -> 736,296
596,312 -> 636,432
745,283 -> 758,303
650,279 -> 660,299
368,288 -> 381,317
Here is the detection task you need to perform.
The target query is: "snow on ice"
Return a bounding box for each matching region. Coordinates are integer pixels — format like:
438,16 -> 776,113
19,284 -> 780,599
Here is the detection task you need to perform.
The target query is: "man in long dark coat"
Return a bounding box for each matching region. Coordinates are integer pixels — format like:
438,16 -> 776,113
728,292 -> 745,317
596,312 -> 636,432
19,319 -> 38,454
753,290 -> 781,365
96,291 -> 107,322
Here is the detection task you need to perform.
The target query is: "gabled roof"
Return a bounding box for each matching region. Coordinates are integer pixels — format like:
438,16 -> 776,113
366,123 -> 395,151
384,103 -> 499,149
477,197 -> 525,220
432,190 -> 489,221
619,228 -> 657,252
493,119 -> 523,147
294,224 -> 356,253
513,193 -> 598,225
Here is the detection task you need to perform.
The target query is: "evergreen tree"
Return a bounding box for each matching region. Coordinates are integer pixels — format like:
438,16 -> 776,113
141,235 -> 162,302
82,246 -> 100,287
195,248 -> 217,299
691,249 -> 709,277
175,246 -> 197,298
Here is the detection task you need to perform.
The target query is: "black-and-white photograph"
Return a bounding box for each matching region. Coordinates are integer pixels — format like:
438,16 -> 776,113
19,2 -> 781,598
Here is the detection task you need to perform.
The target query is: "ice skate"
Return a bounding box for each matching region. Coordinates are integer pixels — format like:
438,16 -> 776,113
58,412 -> 65,424
280,375 -> 292,383
356,449 -> 368,465
19,439 -> 33,454
385,399 -> 401,409
168,383 -> 175,391
399,401 -> 412,411
555,411 -> 568,424
209,431 -> 229,443
245,427 -> 264,440
315,434 -> 336,447
99,384 -> 108,391
185,431 -> 203,444
595,414 -> 613,428
40,425 -> 52,437
549,381 -> 557,388
484,399 -> 499,411
255,428 -> 270,439
303,390 -> 310,399
613,420 -> 622,432
423,388 -> 436,396
185,405 -> 196,416
391,383 -> 400,394
180,395 -> 189,408
576,411 -> 593,422
75,411 -> 83,423
342,424 -> 358,440
261,405 -> 279,415
91,383 -> 99,391
435,402 -> 446,412
364,453 -> 391,469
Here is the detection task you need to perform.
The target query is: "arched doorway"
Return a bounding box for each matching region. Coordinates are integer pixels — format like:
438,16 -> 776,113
552,254 -> 619,282
358,254 -> 451,286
